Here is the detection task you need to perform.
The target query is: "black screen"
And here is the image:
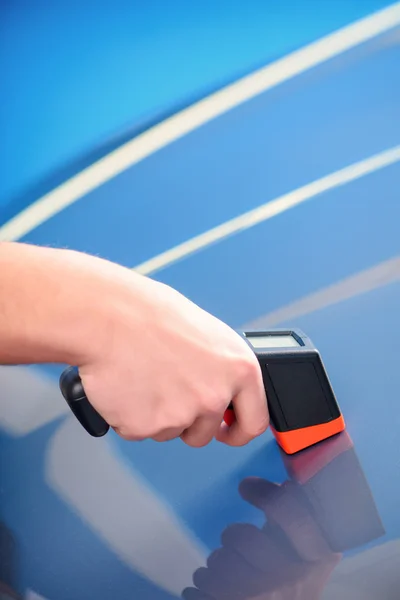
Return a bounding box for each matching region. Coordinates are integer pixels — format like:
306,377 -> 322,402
265,359 -> 340,431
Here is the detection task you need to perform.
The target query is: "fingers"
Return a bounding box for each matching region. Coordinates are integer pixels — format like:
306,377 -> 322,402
114,352 -> 268,448
186,523 -> 298,600
180,413 -> 223,448
113,409 -> 223,446
151,426 -> 187,442
216,363 -> 269,446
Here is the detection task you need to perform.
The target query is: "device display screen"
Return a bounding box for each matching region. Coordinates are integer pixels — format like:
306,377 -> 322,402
247,334 -> 300,349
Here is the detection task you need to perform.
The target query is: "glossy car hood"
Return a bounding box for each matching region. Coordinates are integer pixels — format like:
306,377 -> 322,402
1,280 -> 400,599
1,12 -> 400,599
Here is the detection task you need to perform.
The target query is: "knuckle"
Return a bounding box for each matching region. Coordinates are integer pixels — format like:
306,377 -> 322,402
200,390 -> 228,415
255,416 -> 270,436
180,407 -> 197,428
235,354 -> 260,382
243,416 -> 270,440
171,412 -> 194,432
153,408 -> 194,433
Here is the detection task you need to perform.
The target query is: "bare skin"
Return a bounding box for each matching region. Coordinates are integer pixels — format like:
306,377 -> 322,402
0,242 -> 269,447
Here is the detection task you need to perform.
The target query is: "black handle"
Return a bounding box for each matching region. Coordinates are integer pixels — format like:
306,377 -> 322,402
59,366 -> 110,437
59,365 -> 235,437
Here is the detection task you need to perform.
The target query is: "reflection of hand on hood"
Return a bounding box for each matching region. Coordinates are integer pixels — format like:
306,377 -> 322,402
183,476 -> 341,600
183,433 -> 388,600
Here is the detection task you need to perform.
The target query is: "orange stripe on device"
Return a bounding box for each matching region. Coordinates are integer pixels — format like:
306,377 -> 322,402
271,415 -> 345,455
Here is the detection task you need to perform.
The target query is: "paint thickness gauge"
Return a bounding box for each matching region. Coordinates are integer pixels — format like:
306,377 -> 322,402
59,329 -> 345,454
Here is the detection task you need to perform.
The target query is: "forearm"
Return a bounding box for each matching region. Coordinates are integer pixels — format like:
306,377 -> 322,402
0,243 -> 269,447
0,242 -> 108,365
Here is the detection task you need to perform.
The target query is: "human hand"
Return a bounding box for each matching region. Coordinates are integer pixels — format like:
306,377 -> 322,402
70,252 -> 269,447
0,243 -> 268,446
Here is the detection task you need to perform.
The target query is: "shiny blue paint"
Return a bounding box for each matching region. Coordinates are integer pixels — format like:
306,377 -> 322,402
19,38 -> 400,273
0,0 -> 393,204
1,9 -> 400,600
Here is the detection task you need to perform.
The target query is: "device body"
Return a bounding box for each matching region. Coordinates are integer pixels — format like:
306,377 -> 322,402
59,328 -> 345,454
239,329 -> 345,453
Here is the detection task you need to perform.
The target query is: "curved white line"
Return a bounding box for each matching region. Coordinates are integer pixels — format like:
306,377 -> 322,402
1,3 -> 400,242
133,145 -> 400,275
242,255 -> 400,329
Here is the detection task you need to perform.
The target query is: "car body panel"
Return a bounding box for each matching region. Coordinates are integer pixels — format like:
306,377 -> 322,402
1,11 -> 400,600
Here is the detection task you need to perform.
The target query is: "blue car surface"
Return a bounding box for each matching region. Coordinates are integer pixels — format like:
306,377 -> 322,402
1,3 -> 400,599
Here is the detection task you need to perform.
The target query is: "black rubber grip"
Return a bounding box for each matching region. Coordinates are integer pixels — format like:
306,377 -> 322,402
59,366 -> 110,437
59,365 -> 235,437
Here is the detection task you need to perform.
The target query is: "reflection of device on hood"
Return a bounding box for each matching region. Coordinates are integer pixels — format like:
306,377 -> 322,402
282,431 -> 385,552
59,328 -> 345,454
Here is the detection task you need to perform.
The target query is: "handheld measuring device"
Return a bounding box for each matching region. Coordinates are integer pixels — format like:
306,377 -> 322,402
59,328 -> 345,454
